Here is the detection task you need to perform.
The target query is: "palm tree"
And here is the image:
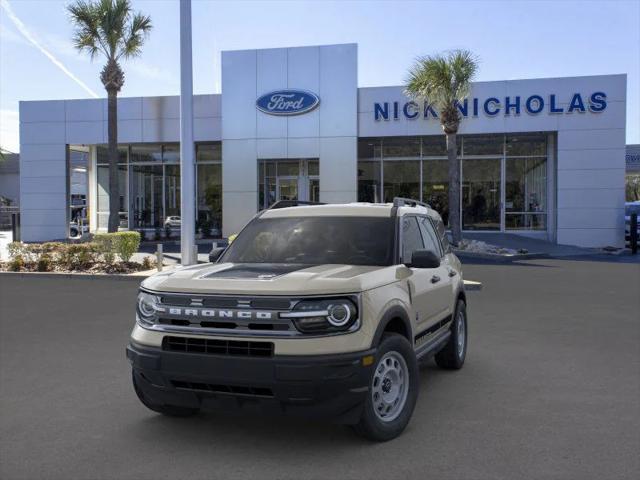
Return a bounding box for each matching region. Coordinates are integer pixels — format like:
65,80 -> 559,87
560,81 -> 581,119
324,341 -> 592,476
68,0 -> 152,232
405,50 -> 478,245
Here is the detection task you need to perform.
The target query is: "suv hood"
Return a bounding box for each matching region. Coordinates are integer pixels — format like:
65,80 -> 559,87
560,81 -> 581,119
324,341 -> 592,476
141,262 -> 400,295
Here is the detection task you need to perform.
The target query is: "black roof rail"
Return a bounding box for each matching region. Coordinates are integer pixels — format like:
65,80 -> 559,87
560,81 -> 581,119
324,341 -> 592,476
268,200 -> 326,210
392,197 -> 431,209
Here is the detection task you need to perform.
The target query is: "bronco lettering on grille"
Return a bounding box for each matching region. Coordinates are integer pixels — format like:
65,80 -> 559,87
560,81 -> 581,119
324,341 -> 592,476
164,308 -> 274,320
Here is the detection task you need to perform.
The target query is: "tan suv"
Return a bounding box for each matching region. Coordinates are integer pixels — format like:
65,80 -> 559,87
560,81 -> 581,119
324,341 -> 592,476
127,198 -> 468,441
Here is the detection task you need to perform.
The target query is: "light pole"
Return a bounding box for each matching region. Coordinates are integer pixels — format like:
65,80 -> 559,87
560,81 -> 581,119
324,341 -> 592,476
179,0 -> 196,265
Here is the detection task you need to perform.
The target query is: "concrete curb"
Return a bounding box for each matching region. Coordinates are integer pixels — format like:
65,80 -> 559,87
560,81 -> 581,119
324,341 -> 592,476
0,271 -> 146,281
454,250 -> 550,263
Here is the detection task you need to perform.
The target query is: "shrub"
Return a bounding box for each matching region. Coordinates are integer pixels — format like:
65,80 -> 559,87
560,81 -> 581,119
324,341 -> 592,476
59,243 -> 99,270
141,255 -> 155,270
113,231 -> 140,263
37,254 -> 53,272
8,254 -> 25,271
7,242 -> 27,260
94,233 -> 116,265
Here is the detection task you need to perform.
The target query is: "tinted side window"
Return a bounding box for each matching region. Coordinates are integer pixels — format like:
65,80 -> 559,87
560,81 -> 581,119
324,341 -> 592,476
434,217 -> 451,253
402,216 -> 424,264
418,216 -> 442,257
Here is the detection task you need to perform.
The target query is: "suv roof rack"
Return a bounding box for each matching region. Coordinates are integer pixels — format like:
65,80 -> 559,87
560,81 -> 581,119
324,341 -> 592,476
268,200 -> 326,210
392,197 -> 431,209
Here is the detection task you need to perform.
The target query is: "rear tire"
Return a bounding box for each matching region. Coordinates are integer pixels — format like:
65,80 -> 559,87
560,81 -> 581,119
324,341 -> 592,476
353,333 -> 418,442
435,299 -> 467,370
132,371 -> 200,417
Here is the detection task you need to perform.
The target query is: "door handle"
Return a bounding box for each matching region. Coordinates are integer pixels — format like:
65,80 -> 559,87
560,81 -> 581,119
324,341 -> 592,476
430,275 -> 441,284
448,269 -> 457,277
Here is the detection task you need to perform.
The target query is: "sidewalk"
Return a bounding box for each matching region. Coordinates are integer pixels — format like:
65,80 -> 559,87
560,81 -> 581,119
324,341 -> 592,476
461,232 -> 605,257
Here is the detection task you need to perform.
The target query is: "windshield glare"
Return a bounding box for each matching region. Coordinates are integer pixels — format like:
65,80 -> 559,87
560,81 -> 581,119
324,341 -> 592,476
220,216 -> 394,266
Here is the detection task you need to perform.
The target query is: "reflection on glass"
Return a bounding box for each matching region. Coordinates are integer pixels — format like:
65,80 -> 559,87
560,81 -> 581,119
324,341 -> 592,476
163,144 -> 180,163
382,137 -> 420,159
358,161 -> 381,202
358,138 -> 381,159
97,164 -> 128,229
130,144 -> 162,163
196,143 -> 222,162
197,163 -> 222,229
383,161 -> 420,202
422,160 -> 449,225
278,178 -> 298,201
96,145 -> 128,164
164,165 -> 180,219
130,164 -> 163,228
505,157 -> 547,230
463,135 -> 503,155
420,136 -> 447,156
506,133 -> 547,156
462,158 -> 501,230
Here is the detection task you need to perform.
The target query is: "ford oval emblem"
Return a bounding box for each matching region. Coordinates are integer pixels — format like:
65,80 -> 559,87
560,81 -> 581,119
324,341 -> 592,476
256,90 -> 320,116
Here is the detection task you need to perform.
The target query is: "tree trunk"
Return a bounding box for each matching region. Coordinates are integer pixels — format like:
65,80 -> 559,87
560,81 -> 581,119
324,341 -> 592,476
107,89 -> 120,233
447,132 -> 462,245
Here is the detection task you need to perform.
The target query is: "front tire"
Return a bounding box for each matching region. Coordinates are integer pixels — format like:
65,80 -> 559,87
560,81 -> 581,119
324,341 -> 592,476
132,371 -> 200,417
435,299 -> 467,370
353,333 -> 419,442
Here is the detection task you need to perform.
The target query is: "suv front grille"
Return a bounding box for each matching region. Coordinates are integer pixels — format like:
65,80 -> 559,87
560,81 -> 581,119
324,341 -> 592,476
162,336 -> 274,357
171,380 -> 274,397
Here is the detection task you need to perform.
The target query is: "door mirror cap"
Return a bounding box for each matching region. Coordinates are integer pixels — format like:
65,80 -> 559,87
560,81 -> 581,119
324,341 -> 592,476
208,247 -> 226,263
406,249 -> 441,269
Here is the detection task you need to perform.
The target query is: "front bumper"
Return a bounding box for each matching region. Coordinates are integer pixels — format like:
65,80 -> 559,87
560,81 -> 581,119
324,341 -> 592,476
126,341 -> 376,424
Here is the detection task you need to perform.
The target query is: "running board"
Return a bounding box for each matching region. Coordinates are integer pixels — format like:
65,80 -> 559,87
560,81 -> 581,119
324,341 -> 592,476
415,330 -> 451,360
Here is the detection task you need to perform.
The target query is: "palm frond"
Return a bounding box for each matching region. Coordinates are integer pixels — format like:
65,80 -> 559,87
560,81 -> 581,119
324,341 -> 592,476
118,12 -> 152,60
405,49 -> 479,115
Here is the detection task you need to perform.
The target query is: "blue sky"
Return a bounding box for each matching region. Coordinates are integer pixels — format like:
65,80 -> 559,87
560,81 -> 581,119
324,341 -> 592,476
1,0 -> 638,152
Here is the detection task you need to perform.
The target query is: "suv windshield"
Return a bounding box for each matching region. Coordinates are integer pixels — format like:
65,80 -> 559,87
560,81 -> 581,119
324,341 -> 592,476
220,216 -> 395,266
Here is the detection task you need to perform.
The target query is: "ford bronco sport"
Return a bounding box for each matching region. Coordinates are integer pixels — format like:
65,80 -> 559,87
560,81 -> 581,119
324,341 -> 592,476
127,198 -> 468,441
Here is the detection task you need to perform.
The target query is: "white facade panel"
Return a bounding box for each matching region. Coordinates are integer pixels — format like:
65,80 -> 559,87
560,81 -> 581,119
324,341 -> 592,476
288,137 -> 319,158
319,136 -> 357,201
110,120 -> 144,143
286,46 -> 320,139
319,44 -> 357,138
65,99 -> 104,122
193,94 -> 221,118
557,188 -> 624,209
142,96 -> 179,119
111,97 -> 143,120
20,100 -> 65,123
66,121 -> 104,144
20,122 -> 65,145
557,129 -> 626,151
221,49 -> 257,140
193,117 -> 221,142
222,191 -> 257,237
222,139 -> 257,192
256,49 -> 288,139
557,168 -> 625,189
141,118 -> 180,143
557,228 -> 622,248
257,138 -> 287,159
557,149 -> 626,170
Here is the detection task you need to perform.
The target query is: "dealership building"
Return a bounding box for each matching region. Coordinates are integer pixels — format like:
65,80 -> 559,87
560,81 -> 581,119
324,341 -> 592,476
19,43 -> 627,247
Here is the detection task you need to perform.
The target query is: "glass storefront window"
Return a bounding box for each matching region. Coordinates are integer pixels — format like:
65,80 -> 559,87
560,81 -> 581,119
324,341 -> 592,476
164,165 -> 181,219
506,133 -> 547,156
163,144 -> 180,163
358,161 -> 381,203
130,144 -> 162,163
197,163 -> 222,230
197,143 -> 222,162
383,160 -> 420,202
358,138 -> 381,159
96,145 -> 127,164
463,135 -> 503,156
420,136 -> 447,156
97,164 -> 128,229
422,160 -> 449,225
130,164 -> 163,228
382,137 -> 420,159
505,157 -> 547,230
462,158 -> 501,230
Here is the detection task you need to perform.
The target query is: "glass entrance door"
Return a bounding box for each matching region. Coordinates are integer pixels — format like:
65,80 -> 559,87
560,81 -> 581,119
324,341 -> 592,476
462,158 -> 501,230
258,159 -> 319,209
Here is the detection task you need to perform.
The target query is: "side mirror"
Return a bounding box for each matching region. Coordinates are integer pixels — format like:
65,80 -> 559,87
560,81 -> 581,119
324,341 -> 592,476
406,249 -> 441,269
208,247 -> 226,263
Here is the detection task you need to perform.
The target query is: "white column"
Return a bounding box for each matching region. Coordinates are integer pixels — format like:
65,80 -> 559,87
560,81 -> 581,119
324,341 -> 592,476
179,0 -> 196,265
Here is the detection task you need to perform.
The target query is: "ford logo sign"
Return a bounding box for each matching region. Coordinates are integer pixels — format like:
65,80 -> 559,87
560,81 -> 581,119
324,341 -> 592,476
256,90 -> 320,116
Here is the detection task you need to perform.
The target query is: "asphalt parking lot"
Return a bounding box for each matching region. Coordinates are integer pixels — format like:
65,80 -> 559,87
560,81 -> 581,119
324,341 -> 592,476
1,257 -> 639,480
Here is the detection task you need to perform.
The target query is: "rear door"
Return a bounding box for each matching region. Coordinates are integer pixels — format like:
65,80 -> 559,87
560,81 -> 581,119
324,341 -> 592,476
400,216 -> 449,332
417,216 -> 453,323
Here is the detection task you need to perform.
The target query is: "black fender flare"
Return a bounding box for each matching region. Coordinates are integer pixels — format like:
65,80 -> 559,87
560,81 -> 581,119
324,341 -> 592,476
371,305 -> 413,348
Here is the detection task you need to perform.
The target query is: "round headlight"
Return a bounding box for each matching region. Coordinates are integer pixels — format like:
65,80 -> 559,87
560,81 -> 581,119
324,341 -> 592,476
327,303 -> 352,327
137,292 -> 158,321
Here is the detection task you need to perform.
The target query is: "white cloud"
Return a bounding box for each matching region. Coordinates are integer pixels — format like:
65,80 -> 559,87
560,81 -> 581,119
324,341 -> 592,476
0,109 -> 19,153
0,0 -> 99,98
